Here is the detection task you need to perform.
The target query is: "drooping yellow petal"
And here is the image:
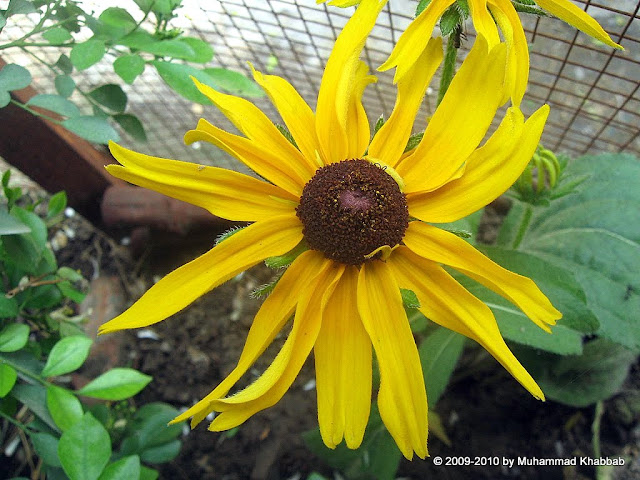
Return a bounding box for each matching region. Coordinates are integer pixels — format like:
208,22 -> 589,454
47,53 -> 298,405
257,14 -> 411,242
316,0 -> 387,163
368,37 -> 443,167
357,260 -> 428,460
378,0 -> 455,82
346,61 -> 377,159
250,66 -> 323,169
106,142 -> 297,222
98,215 -> 303,334
207,261 -> 344,431
403,222 -> 562,331
407,105 -> 549,223
536,0 -> 622,49
171,251 -> 328,427
468,0 -> 501,47
185,119 -> 306,197
191,77 -> 316,182
397,37 -> 508,193
389,247 -> 544,399
489,0 -> 530,106
315,265 -> 372,449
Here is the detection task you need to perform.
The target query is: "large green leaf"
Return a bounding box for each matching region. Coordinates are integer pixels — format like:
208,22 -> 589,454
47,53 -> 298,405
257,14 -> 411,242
0,209 -> 30,235
509,154 -> 640,349
419,328 -> 465,406
27,94 -> 80,118
77,368 -> 151,400
0,63 -> 32,91
46,385 -> 83,431
113,114 -> 147,142
98,455 -> 141,480
152,61 -> 219,104
12,384 -> 59,431
41,336 -> 92,377
70,39 -> 106,70
62,116 -> 120,144
0,363 -> 18,397
30,432 -> 62,467
0,323 -> 30,352
43,27 -> 73,45
113,54 -> 145,84
177,37 -> 214,63
58,413 -> 111,480
202,67 -> 265,98
88,84 -> 127,113
98,7 -> 137,39
54,74 -> 75,98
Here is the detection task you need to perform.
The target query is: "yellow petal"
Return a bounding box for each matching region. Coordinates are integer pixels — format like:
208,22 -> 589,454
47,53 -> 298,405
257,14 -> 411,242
397,37 -> 508,194
535,0 -> 622,49
403,222 -> 562,331
185,119 -> 305,197
106,142 -> 297,222
378,0 -> 455,82
207,261 -> 345,431
407,105 -> 549,223
368,37 -> 443,167
346,61 -> 377,159
389,246 -> 545,399
191,78 -> 315,183
315,265 -> 372,449
98,215 -> 303,334
488,0 -> 530,106
468,0 -> 501,47
250,66 -> 323,169
357,260 -> 428,460
316,0 -> 387,163
170,250 -> 328,427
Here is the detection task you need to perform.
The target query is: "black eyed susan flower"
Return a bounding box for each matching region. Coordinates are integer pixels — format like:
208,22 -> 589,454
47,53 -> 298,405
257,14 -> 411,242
100,0 -> 561,459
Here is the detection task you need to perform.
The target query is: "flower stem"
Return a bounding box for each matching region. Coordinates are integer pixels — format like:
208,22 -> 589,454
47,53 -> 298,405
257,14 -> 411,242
437,25 -> 461,106
512,204 -> 533,249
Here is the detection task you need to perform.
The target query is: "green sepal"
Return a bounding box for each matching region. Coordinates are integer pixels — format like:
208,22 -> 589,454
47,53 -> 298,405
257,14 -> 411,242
275,124 -> 298,149
215,225 -> 247,245
404,132 -> 423,153
250,272 -> 283,299
264,241 -> 307,269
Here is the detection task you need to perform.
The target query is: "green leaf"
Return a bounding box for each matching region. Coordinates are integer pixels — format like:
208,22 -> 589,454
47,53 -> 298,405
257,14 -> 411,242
70,39 -> 106,70
0,63 -> 32,92
123,402 -> 183,452
0,13 -> 5,31
0,209 -> 31,235
202,67 -> 265,97
0,295 -> 18,318
416,0 -> 432,17
57,267 -> 83,283
152,61 -> 218,104
419,328 -> 465,406
88,84 -> 127,113
30,432 -> 62,467
139,39 -> 195,59
0,90 -> 10,107
139,466 -> 159,480
98,7 -> 137,39
113,114 -> 147,142
140,439 -> 181,464
113,54 -> 145,84
41,336 -> 92,377
177,37 -> 214,63
440,5 -> 462,36
57,280 -> 86,303
54,75 -> 75,98
98,455 -> 141,480
77,368 -> 151,400
0,323 -> 30,352
55,54 -> 73,75
58,413 -> 111,480
47,385 -> 83,431
513,153 -> 640,349
62,116 -> 120,144
43,27 -> 73,45
27,94 -> 80,118
12,384 -> 59,431
518,339 -> 637,407
400,288 -> 420,309
0,363 -> 18,397
6,0 -> 37,16
48,192 -> 68,218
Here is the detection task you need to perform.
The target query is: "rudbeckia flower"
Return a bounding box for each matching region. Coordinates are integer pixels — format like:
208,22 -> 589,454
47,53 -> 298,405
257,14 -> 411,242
100,0 -> 561,459
320,0 -> 622,105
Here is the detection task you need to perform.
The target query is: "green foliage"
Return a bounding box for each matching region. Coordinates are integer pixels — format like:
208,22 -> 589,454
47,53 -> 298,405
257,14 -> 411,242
0,180 -> 183,480
419,328 -> 465,407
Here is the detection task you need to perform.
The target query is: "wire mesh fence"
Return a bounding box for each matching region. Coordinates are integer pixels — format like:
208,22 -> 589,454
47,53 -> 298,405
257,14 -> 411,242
2,0 -> 639,173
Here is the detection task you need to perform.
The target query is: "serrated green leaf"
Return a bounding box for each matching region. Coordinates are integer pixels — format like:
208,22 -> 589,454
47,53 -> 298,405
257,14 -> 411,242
0,363 -> 18,397
62,116 -> 120,144
202,67 -> 265,98
113,54 -> 145,84
58,413 -> 111,480
113,113 -> 147,142
177,37 -> 214,63
98,455 -> 141,480
77,368 -> 151,400
54,75 -> 75,98
0,209 -> 31,235
43,27 -> 73,45
419,328 -> 465,406
27,94 -> 80,118
70,39 -> 106,71
0,63 -> 32,92
152,61 -> 218,104
47,385 -> 83,431
48,192 -> 67,218
30,432 -> 62,467
439,6 -> 462,37
88,84 -> 127,113
41,336 -> 92,377
0,323 -> 30,352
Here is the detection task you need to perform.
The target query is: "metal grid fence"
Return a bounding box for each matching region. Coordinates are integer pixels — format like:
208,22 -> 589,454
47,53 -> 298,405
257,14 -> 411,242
3,0 -> 639,172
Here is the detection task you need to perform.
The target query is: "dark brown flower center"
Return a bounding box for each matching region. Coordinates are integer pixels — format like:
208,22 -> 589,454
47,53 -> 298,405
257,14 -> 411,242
296,159 -> 409,265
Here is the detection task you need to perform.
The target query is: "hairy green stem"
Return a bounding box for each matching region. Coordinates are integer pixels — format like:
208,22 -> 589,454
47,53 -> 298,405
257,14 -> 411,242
512,204 -> 533,249
437,26 -> 461,106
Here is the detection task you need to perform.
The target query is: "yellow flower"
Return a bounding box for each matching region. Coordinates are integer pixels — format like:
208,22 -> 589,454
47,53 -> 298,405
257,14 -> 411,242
100,0 -> 560,459
322,0 -> 622,105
